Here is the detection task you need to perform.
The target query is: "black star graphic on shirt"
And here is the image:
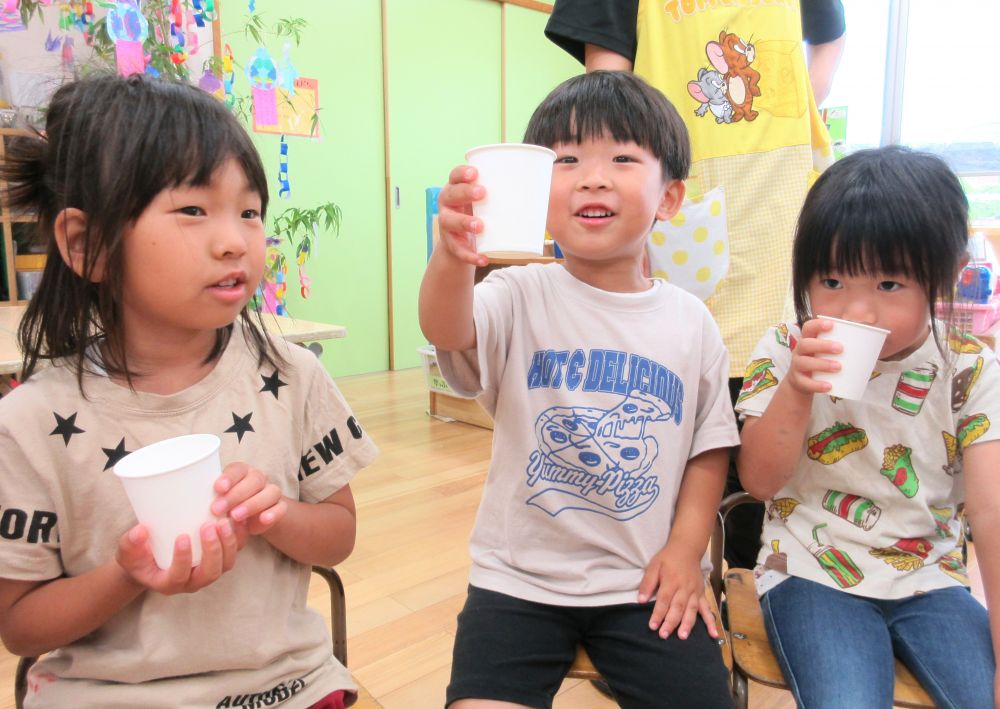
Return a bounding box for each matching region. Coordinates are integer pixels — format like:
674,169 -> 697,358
260,370 -> 288,399
225,411 -> 255,442
50,412 -> 85,447
102,438 -> 131,471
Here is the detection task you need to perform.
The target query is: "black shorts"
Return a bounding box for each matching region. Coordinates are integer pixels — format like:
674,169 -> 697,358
446,586 -> 733,709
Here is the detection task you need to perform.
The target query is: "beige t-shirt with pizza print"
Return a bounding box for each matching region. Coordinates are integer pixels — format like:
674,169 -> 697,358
437,263 -> 739,606
735,323 -> 1000,599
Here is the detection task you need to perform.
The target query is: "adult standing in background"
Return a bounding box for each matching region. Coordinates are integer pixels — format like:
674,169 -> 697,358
546,0 -> 845,569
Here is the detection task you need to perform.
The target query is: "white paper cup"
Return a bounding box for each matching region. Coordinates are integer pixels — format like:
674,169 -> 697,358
114,434 -> 222,569
813,316 -> 890,399
465,143 -> 556,257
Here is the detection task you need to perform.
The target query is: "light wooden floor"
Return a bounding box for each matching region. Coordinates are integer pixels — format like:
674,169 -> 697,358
0,368 -> 986,708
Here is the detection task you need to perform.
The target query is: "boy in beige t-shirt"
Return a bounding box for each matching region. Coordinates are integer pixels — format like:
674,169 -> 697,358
422,71 -> 738,708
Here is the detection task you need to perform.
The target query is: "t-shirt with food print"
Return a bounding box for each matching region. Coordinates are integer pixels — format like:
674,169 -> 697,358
735,322 -> 1000,599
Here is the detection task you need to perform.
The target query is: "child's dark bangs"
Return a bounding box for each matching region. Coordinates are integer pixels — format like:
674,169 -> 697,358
824,229 -> 914,280
138,92 -> 267,213
809,176 -> 927,286
527,82 -> 655,154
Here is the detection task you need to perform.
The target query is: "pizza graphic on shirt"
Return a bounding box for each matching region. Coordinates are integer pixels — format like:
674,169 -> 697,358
536,391 -> 672,476
528,389 -> 674,520
535,406 -> 606,471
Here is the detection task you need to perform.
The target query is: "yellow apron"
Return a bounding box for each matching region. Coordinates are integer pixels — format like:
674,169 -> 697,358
636,0 -> 833,376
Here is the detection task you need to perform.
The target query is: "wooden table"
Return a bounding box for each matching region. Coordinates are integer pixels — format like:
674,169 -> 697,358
0,304 -> 346,377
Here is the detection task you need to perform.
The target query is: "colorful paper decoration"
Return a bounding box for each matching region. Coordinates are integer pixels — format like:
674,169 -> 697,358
0,0 -> 23,31
107,0 -> 149,76
253,77 -> 319,137
261,238 -> 288,315
222,43 -> 235,108
278,42 -> 298,94
191,0 -> 205,27
58,1 -> 93,37
167,0 -> 189,72
198,68 -> 224,100
186,8 -> 200,55
278,135 -> 290,198
247,47 -> 278,128
296,234 -> 313,299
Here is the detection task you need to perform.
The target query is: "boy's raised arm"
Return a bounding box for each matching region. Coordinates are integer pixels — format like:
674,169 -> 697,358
418,166 -> 486,352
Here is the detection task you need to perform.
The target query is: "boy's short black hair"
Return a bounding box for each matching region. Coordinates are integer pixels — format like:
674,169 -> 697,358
792,145 -> 969,329
523,71 -> 690,181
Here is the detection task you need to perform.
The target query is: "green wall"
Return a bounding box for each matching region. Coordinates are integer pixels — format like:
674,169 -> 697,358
504,5 -> 582,143
385,0 -> 502,371
228,2 -> 389,379
227,1 -> 579,376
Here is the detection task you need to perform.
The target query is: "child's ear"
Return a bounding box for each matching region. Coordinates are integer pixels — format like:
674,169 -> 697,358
54,208 -> 105,282
655,179 -> 686,222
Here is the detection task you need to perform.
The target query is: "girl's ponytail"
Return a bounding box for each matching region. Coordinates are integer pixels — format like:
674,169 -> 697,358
0,131 -> 51,222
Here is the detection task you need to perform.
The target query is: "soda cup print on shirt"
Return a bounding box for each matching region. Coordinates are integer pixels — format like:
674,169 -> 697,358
808,523 -> 864,588
822,490 -> 882,530
891,365 -> 937,416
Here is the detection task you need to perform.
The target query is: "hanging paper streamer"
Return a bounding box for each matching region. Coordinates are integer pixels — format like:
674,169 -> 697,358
278,42 -> 299,95
201,0 -> 216,22
278,136 -> 290,199
185,8 -> 200,55
107,0 -> 148,76
261,238 -> 288,315
61,34 -> 75,70
248,0 -> 255,11
167,0 -> 189,73
248,47 -> 279,129
296,238 -> 311,300
222,43 -> 236,108
298,265 -> 312,300
191,0 -> 205,27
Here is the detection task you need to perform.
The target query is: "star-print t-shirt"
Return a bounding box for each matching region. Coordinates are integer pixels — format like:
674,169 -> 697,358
437,263 -> 739,606
0,327 -> 377,709
735,323 -> 1000,599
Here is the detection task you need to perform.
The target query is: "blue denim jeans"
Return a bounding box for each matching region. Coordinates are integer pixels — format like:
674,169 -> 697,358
761,576 -> 995,709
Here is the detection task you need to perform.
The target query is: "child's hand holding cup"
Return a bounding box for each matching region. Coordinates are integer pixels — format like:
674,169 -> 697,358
114,433 -> 222,569
463,143 -> 556,258
811,316 -> 890,399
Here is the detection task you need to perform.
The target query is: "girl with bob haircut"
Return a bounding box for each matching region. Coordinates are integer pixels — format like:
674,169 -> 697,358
736,145 -> 999,708
0,74 -> 377,708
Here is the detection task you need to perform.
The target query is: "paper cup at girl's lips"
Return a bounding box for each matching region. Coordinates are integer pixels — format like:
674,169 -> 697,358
465,143 -> 556,257
813,316 -> 890,400
114,434 -> 222,569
